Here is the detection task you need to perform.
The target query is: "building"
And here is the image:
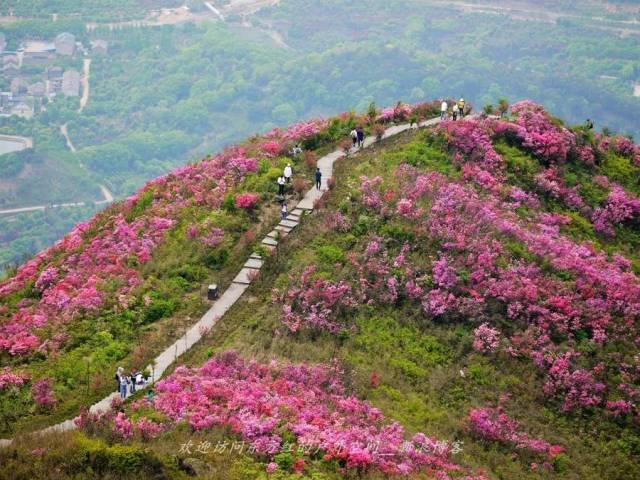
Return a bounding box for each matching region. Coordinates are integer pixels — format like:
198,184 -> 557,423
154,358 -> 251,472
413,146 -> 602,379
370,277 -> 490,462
46,66 -> 64,80
2,62 -> 20,79
61,69 -> 80,97
11,103 -> 34,119
29,82 -> 46,97
10,77 -> 28,96
0,92 -> 12,112
90,39 -> 108,55
22,41 -> 56,66
55,32 -> 76,56
0,33 -> 6,54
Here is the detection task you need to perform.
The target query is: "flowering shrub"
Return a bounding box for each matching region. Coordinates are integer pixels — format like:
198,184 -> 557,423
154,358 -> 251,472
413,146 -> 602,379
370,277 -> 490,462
113,411 -> 134,440
473,324 -> 501,353
509,101 -> 576,164
128,351 -> 484,477
235,193 -> 260,210
592,184 -> 640,237
0,367 -> 27,390
534,167 -> 588,213
468,405 -> 563,461
273,266 -> 356,333
31,378 -> 56,408
325,212 -> 351,232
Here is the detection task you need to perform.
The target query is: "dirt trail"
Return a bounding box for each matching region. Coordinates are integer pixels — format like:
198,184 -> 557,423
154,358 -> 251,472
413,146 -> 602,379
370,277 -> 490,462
79,58 -> 91,113
60,123 -> 76,153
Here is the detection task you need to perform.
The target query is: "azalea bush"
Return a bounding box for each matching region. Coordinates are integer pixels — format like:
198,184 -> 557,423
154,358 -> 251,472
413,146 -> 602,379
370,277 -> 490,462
468,404 -> 563,463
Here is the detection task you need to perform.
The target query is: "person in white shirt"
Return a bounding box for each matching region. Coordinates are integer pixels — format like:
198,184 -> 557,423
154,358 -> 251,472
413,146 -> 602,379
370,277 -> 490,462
452,103 -> 459,121
277,176 -> 285,196
350,128 -> 358,147
441,100 -> 448,120
281,202 -> 288,220
284,164 -> 292,183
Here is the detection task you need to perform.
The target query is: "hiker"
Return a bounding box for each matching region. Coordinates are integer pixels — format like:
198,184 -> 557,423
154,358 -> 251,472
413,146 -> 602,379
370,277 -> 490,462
458,98 -> 466,118
119,372 -> 129,399
292,145 -> 303,156
357,127 -> 365,148
585,118 -> 594,130
452,103 -> 459,121
130,370 -> 138,394
135,371 -> 145,388
115,367 -> 124,392
440,100 -> 448,120
281,201 -> 288,220
350,127 -> 358,147
284,163 -> 292,183
146,389 -> 154,403
315,167 -> 322,190
277,175 -> 285,196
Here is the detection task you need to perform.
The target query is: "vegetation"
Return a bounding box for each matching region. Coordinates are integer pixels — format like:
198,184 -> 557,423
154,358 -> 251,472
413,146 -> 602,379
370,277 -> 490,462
2,0 -> 639,270
2,102 -> 640,478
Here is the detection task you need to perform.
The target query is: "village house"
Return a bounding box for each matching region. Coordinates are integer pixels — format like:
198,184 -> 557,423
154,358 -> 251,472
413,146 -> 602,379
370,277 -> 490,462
55,32 -> 76,56
28,82 -> 46,98
2,57 -> 20,79
62,69 -> 80,97
46,66 -> 64,80
22,40 -> 56,66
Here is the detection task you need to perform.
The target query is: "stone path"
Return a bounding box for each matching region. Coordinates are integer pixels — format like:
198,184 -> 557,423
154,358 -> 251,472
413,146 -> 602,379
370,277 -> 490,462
0,115 -> 442,447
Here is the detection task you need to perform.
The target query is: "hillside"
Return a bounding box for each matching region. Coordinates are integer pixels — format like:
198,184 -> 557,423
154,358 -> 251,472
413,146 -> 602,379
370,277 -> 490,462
2,100 -> 640,479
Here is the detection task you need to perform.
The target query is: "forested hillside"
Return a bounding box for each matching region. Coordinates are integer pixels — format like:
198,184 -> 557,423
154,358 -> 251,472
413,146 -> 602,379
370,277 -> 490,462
1,0 -> 639,275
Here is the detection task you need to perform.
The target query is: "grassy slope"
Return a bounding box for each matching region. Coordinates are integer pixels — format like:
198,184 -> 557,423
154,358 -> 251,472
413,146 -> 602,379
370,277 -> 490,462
2,125 -> 640,479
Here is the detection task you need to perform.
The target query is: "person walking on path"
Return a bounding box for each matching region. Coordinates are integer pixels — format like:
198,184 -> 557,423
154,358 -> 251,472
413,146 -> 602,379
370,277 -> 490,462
315,167 -> 322,190
130,369 -> 140,394
350,127 -> 358,147
441,100 -> 448,120
458,98 -> 466,118
284,164 -> 292,184
281,201 -> 288,220
357,127 -> 365,148
452,103 -> 459,121
277,175 -> 285,196
115,367 -> 124,392
119,372 -> 129,399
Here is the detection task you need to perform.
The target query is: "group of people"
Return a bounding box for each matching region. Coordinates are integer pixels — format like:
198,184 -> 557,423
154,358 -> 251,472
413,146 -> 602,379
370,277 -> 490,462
441,98 -> 466,121
277,163 -> 293,196
350,127 -> 365,148
115,366 -> 146,399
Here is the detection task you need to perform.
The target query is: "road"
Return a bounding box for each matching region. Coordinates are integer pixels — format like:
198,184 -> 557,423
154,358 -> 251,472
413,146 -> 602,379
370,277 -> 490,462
60,123 -> 76,152
0,184 -> 114,215
204,2 -> 225,21
79,58 -> 91,113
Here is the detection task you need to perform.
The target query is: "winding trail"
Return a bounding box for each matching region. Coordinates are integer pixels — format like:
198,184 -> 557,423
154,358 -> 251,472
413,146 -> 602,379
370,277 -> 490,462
60,123 -> 76,153
0,115 -> 442,447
